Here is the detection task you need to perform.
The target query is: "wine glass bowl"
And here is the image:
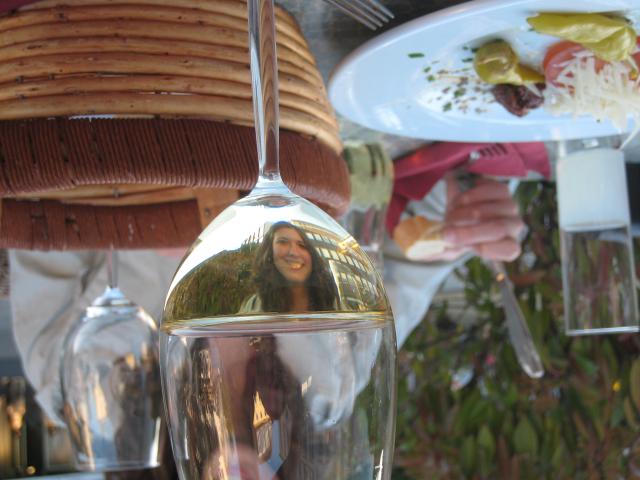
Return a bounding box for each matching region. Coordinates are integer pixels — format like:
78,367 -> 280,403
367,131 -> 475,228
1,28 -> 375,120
61,282 -> 163,472
160,0 -> 397,477
162,188 -> 397,479
164,188 -> 391,321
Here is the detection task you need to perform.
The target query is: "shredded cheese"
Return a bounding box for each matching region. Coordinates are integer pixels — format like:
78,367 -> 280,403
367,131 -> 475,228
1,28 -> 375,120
543,51 -> 640,134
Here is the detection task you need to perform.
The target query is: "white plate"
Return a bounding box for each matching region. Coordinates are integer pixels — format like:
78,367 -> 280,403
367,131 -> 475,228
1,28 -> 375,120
328,0 -> 640,142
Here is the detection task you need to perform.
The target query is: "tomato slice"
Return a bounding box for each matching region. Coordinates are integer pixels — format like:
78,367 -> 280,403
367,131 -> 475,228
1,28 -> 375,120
543,39 -> 640,86
633,38 -> 640,70
543,41 -> 594,85
543,41 -> 581,72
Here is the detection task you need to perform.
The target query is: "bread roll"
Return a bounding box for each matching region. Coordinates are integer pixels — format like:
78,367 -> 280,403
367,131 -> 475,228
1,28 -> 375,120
392,215 -> 448,260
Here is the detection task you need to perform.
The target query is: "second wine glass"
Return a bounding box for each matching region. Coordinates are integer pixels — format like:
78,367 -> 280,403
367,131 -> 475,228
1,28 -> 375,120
60,250 -> 163,472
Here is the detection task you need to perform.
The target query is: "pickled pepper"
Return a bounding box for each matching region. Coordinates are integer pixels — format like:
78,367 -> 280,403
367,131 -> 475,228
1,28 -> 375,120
473,40 -> 544,85
527,13 -> 636,62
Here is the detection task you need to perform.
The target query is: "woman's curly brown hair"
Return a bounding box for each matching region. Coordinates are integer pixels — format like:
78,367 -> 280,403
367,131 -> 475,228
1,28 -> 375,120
253,221 -> 338,312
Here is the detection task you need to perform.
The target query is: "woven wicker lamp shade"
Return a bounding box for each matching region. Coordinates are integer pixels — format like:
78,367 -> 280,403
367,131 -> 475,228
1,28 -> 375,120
0,0 -> 348,250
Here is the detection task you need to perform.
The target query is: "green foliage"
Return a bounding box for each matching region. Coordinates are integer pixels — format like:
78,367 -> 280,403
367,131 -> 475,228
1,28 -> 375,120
165,242 -> 257,319
393,182 -> 640,479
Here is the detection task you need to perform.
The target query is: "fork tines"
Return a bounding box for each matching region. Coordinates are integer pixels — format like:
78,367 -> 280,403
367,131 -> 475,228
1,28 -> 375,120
323,0 -> 394,30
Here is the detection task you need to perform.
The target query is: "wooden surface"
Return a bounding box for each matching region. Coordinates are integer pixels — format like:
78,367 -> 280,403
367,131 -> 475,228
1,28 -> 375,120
0,0 -> 352,250
0,1 -> 341,153
0,118 -> 350,249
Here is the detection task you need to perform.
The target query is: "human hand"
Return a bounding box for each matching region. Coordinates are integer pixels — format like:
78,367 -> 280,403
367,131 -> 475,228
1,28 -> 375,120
437,175 -> 525,262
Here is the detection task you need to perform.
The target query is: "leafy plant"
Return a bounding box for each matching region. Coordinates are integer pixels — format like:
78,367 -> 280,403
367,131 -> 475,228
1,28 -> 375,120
164,242 -> 257,319
393,181 -> 640,479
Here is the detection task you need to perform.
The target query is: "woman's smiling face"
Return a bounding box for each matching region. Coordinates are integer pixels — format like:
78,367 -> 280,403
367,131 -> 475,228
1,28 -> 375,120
272,227 -> 312,285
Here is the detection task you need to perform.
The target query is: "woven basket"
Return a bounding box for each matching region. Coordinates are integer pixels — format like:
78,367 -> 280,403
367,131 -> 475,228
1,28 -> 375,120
0,0 -> 348,250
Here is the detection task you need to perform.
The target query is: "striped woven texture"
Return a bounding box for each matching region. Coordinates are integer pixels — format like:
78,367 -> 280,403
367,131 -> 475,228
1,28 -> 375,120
0,0 -> 348,249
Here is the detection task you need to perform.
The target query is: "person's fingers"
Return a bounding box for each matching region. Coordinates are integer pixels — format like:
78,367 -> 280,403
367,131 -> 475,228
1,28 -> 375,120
450,181 -> 511,208
445,172 -> 461,204
414,240 -> 521,262
443,217 -> 525,246
420,245 -> 472,262
446,199 -> 519,224
473,238 -> 522,261
437,246 -> 473,262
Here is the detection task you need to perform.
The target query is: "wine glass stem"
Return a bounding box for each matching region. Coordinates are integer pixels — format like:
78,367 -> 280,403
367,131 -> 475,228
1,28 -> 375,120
107,248 -> 118,289
248,0 -> 281,187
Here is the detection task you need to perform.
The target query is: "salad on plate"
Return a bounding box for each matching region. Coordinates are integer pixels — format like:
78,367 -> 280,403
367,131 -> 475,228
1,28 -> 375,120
472,12 -> 640,131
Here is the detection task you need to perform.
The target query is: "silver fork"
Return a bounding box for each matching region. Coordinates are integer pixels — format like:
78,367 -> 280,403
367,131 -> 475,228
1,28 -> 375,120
322,0 -> 394,30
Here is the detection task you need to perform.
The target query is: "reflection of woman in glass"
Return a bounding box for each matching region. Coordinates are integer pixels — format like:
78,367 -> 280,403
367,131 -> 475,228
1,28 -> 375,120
242,221 -> 338,314
221,221 -> 346,478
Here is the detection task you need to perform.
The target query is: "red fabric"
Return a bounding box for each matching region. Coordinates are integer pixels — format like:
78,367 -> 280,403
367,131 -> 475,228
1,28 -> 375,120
386,141 -> 551,234
0,0 -> 40,12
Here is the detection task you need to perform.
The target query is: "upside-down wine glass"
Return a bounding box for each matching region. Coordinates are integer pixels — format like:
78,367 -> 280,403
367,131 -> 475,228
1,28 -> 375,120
159,0 -> 397,478
61,250 -> 163,472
